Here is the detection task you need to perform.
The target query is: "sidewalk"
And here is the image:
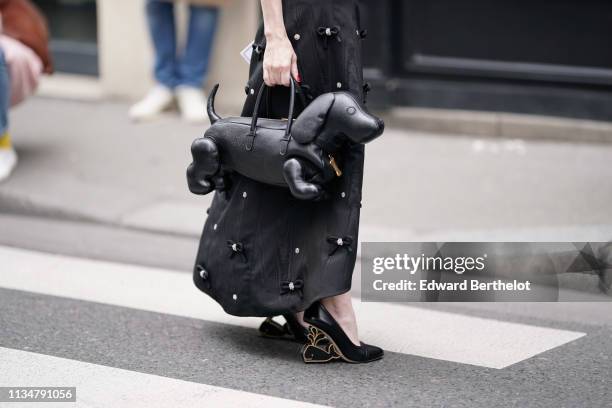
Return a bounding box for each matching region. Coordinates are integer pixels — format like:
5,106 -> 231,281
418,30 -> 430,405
3,96 -> 612,244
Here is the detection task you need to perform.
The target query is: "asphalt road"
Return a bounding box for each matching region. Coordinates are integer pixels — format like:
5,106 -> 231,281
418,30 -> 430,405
0,215 -> 611,408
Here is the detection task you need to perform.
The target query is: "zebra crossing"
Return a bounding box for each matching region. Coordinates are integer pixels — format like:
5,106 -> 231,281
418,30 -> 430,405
0,347 -> 325,408
0,245 -> 597,407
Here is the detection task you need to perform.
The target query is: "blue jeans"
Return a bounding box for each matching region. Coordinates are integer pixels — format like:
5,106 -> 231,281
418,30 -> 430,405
0,50 -> 9,135
146,0 -> 219,89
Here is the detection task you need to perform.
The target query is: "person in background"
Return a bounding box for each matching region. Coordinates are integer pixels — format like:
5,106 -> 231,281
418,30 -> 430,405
0,0 -> 52,182
129,0 -> 219,123
0,49 -> 11,181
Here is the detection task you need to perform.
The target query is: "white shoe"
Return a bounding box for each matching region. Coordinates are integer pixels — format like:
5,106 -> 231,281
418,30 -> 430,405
129,85 -> 175,122
176,85 -> 207,124
0,147 -> 17,183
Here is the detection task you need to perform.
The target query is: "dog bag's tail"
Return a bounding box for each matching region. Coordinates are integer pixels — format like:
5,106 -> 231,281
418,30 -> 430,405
207,84 -> 222,124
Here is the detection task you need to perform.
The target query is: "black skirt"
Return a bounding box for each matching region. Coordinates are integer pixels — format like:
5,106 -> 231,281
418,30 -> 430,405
193,0 -> 368,317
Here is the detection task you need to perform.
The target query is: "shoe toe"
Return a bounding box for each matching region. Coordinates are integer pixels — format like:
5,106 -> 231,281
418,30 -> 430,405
363,343 -> 384,361
258,318 -> 286,337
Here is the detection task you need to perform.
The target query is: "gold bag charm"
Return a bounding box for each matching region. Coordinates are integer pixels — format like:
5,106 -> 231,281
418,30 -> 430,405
328,154 -> 342,177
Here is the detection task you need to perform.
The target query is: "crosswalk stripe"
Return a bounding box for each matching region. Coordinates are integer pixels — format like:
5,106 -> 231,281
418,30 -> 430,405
0,347 -> 327,407
0,245 -> 585,369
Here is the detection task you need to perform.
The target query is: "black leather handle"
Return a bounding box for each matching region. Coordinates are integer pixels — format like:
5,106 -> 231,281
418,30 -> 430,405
246,77 -> 297,154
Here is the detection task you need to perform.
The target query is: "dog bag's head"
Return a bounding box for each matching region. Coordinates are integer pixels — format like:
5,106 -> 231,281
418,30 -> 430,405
291,92 -> 384,146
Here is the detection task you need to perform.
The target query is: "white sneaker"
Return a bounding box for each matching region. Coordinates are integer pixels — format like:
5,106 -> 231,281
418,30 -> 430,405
129,85 -> 175,122
176,85 -> 207,124
0,146 -> 17,183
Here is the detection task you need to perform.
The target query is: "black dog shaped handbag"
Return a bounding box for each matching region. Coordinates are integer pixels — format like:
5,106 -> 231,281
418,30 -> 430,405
187,79 -> 384,200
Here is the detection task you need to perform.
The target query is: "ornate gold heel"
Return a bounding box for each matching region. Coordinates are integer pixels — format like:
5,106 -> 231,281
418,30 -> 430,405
301,326 -> 341,363
303,302 -> 384,363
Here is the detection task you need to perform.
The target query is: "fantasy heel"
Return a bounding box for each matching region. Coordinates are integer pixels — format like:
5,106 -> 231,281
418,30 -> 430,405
302,302 -> 384,364
302,326 -> 341,363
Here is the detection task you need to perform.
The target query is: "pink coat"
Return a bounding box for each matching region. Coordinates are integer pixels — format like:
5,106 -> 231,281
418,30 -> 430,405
0,33 -> 42,106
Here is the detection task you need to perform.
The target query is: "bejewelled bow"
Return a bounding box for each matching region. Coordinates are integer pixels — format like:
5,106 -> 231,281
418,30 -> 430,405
280,279 -> 304,296
326,235 -> 354,255
227,240 -> 247,262
317,26 -> 341,49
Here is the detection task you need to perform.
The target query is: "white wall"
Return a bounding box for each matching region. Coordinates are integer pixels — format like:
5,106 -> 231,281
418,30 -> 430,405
96,0 -> 258,112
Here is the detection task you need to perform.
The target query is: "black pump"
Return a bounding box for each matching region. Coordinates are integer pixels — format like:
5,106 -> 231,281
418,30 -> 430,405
259,314 -> 309,343
302,302 -> 384,364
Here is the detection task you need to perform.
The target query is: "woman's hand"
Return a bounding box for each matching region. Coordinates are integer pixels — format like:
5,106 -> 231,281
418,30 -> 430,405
260,0 -> 299,87
263,34 -> 300,87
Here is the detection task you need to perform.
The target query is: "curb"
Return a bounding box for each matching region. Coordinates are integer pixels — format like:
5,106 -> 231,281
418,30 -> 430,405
385,107 -> 612,144
38,75 -> 612,144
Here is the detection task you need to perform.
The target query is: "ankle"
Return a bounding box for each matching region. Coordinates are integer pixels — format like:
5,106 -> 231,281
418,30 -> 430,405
334,313 -> 357,329
320,302 -> 356,329
327,310 -> 360,346
294,311 -> 308,328
321,299 -> 352,321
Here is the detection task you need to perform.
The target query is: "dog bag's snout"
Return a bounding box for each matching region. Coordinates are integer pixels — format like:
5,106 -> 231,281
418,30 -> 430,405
364,117 -> 385,142
375,117 -> 385,135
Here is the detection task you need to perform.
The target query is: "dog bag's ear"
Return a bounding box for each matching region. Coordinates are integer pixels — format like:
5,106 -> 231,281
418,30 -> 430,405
291,93 -> 335,144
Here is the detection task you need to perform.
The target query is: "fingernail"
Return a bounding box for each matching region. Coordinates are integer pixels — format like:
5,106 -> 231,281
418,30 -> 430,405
296,74 -> 302,83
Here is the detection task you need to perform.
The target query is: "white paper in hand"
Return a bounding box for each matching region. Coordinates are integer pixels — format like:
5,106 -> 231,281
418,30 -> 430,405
240,41 -> 254,64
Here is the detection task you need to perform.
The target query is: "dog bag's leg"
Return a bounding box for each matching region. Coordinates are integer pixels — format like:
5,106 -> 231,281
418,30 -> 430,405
283,158 -> 324,200
187,137 -> 221,195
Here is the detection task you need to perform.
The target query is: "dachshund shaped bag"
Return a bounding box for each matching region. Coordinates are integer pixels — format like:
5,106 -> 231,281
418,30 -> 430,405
187,78 -> 384,200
